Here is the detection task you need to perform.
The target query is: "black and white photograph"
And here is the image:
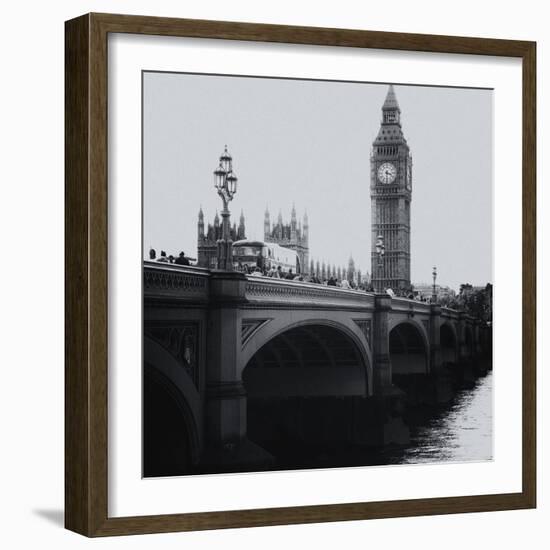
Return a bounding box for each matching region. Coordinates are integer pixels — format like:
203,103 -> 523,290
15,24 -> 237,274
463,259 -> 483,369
142,71 -> 494,478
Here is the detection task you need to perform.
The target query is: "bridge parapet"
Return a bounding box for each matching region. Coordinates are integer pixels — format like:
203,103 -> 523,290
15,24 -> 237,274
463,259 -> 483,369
244,276 -> 375,310
441,307 -> 461,321
390,297 -> 432,315
144,262 -> 210,302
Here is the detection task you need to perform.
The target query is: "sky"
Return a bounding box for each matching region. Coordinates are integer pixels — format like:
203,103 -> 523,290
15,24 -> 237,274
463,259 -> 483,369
143,72 -> 492,291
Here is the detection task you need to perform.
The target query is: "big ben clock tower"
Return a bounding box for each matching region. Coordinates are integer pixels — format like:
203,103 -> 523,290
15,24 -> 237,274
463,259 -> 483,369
371,85 -> 412,291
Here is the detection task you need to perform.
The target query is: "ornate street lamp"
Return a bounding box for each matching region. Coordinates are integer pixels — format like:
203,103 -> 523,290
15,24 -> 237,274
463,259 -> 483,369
432,265 -> 437,303
375,234 -> 385,293
213,145 -> 238,270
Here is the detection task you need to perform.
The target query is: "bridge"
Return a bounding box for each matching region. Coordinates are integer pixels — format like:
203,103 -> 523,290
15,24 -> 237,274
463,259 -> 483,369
142,262 -> 490,476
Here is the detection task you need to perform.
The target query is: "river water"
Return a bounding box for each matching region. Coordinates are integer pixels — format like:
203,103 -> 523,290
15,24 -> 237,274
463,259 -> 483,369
266,371 -> 494,472
193,371 -> 494,475
397,371 -> 493,464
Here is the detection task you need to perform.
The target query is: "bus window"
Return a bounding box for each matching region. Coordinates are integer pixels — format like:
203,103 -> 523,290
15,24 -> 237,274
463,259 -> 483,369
234,246 -> 260,257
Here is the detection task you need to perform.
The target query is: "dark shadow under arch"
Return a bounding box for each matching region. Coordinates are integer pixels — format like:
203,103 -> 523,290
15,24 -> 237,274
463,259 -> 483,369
143,365 -> 197,477
244,324 -> 368,396
464,325 -> 474,358
389,322 -> 431,407
440,322 -> 458,365
243,324 -> 369,461
389,322 -> 428,377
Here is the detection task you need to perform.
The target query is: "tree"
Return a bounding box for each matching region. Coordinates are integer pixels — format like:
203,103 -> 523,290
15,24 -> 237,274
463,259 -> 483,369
455,282 -> 492,323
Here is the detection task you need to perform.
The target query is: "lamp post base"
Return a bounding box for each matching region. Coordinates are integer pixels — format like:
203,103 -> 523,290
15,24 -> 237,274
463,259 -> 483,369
216,238 -> 234,271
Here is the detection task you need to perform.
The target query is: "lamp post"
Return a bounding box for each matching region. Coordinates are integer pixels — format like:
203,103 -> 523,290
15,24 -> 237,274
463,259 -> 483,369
375,234 -> 385,293
432,265 -> 437,303
213,145 -> 238,270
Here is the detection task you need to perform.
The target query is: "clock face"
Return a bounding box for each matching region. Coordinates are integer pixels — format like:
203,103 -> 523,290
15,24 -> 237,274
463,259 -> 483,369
378,162 -> 397,184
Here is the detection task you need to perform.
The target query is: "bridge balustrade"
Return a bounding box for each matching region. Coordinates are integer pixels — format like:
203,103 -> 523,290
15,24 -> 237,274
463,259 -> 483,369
244,276 -> 375,309
144,262 -> 210,302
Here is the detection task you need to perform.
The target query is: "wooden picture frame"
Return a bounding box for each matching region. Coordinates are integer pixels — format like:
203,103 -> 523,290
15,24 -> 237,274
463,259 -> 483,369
65,12 -> 536,537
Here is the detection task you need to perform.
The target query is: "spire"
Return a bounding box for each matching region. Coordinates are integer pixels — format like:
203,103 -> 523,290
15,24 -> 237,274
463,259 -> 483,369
373,84 -> 406,145
302,210 -> 309,243
214,210 -> 220,226
197,206 -> 204,241
382,84 -> 400,112
348,256 -> 355,283
264,206 -> 270,240
237,209 -> 246,240
275,210 -> 283,239
379,84 -> 402,127
290,204 -> 297,241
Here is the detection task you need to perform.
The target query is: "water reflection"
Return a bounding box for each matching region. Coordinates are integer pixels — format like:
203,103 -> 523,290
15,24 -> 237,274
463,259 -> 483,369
399,372 -> 493,464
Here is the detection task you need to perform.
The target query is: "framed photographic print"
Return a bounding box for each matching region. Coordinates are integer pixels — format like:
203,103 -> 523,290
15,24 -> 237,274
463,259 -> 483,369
65,13 -> 536,536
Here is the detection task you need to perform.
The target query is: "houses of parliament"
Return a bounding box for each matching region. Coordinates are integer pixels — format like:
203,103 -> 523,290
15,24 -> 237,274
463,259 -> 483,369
197,206 -> 246,269
197,205 -> 365,284
197,205 -> 309,274
264,206 -> 309,275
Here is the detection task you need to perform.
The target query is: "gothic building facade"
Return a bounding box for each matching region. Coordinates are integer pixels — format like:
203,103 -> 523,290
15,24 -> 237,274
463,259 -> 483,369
264,206 -> 309,274
307,255 -> 367,287
197,207 -> 246,269
370,85 -> 412,291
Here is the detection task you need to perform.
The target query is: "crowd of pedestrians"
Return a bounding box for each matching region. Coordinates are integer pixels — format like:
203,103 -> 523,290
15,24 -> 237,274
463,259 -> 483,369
236,263 -> 372,290
148,248 -> 430,300
237,264 -> 433,300
149,248 -> 194,266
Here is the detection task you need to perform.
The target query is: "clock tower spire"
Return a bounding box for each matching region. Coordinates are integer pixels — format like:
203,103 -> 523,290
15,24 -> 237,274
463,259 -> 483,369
370,84 -> 412,291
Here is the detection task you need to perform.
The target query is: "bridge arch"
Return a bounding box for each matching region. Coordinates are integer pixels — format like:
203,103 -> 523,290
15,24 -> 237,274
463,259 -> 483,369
440,321 -> 459,365
241,321 -> 371,456
388,317 -> 430,348
143,336 -> 202,476
240,317 -> 372,393
389,320 -> 429,378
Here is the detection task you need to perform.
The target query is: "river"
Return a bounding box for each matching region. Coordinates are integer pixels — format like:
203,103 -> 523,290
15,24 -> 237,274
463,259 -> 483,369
193,371 -> 494,475
397,371 -> 493,464
264,371 -> 494,472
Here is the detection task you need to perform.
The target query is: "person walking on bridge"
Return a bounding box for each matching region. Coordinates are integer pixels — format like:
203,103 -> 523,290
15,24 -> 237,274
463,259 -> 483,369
175,251 -> 190,266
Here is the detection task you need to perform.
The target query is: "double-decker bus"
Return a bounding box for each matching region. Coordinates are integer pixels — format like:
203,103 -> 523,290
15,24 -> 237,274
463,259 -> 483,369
232,239 -> 299,274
